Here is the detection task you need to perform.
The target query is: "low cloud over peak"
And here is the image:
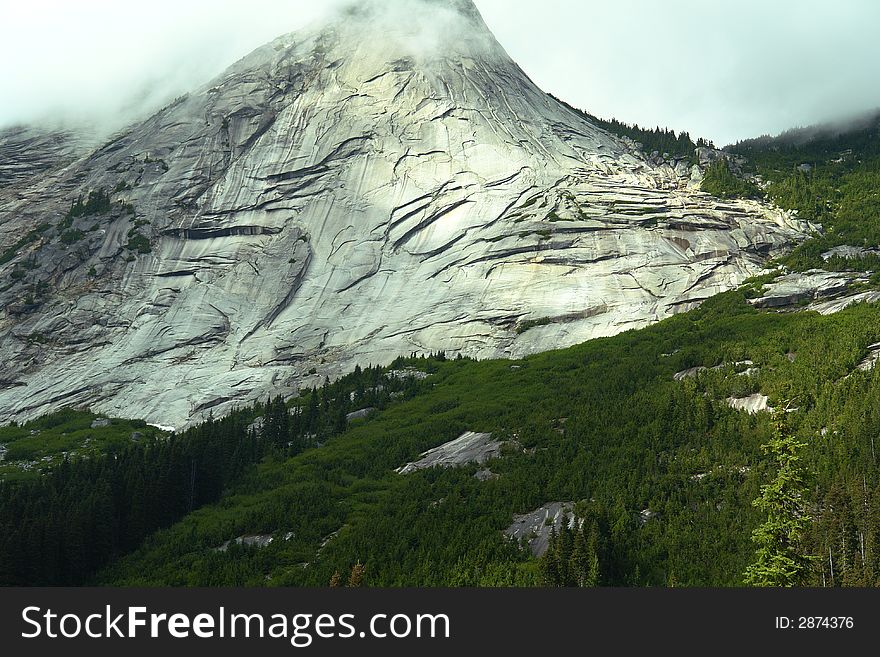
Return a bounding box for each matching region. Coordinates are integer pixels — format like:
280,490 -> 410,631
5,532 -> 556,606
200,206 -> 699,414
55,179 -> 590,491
2,0 -> 880,146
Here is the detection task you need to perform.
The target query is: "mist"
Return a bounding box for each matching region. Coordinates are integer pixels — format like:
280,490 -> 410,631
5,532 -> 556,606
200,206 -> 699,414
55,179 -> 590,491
0,0 -> 345,137
2,0 -> 880,145
476,0 -> 880,146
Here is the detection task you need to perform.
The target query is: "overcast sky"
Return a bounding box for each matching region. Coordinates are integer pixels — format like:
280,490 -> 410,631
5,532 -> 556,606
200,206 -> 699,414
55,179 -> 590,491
1,0 -> 879,145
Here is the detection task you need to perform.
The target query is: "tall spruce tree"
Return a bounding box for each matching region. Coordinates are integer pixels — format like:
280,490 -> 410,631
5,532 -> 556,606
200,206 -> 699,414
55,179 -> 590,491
744,414 -> 814,586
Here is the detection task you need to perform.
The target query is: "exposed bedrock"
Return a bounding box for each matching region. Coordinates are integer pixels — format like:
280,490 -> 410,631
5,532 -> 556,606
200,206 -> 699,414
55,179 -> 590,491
0,0 -> 812,427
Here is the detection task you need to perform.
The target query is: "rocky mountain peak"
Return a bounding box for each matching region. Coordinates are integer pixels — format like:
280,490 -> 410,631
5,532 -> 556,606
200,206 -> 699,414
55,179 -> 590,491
0,4 -> 811,428
340,0 -> 486,26
294,0 -> 506,73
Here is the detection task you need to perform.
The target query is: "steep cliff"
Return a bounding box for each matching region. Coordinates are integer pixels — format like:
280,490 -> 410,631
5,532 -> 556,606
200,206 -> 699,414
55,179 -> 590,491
0,0 -> 810,427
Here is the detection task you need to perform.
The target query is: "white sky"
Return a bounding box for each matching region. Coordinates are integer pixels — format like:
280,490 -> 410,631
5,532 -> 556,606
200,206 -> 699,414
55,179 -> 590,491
1,0 -> 879,145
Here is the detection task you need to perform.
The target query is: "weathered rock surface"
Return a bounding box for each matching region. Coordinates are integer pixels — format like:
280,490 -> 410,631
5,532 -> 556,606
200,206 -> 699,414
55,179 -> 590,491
749,270 -> 866,309
345,407 -> 375,422
396,431 -> 499,474
504,501 -> 576,557
214,531 -> 294,552
0,0 -> 812,428
215,534 -> 275,552
673,366 -> 707,381
747,269 -> 880,316
673,360 -> 753,381
809,291 -> 880,316
474,468 -> 497,481
727,394 -> 771,414
857,343 -> 880,372
638,508 -> 659,525
0,126 -> 92,189
821,245 -> 880,261
246,416 -> 264,435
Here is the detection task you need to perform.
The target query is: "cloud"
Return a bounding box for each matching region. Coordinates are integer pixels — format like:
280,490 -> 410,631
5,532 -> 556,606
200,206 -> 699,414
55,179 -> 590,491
474,0 -> 880,145
2,0 -> 879,146
0,0 -> 344,135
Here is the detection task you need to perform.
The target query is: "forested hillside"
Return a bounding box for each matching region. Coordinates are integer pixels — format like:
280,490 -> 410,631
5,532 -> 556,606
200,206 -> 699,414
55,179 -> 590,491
726,111 -> 880,272
3,289 -> 880,587
4,112 -> 880,589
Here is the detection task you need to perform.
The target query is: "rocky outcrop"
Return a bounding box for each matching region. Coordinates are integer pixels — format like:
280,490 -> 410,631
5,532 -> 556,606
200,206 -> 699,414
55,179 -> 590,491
396,431 -> 499,474
214,532 -> 294,552
747,269 -> 880,316
727,394 -> 771,414
345,407 -> 375,422
695,146 -> 746,175
504,501 -> 577,557
821,245 -> 880,261
809,291 -> 880,316
474,468 -> 497,481
749,270 -> 869,309
0,0 -> 813,428
673,366 -> 707,381
857,343 -> 880,372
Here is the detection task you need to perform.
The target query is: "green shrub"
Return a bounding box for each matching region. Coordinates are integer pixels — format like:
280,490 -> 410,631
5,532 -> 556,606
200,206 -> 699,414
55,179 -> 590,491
701,160 -> 760,199
125,231 -> 152,254
66,189 -> 111,220
60,229 -> 85,245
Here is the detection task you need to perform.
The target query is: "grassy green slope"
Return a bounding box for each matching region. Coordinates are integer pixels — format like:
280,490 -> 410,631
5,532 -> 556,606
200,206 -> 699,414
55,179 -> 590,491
98,292 -> 880,587
0,408 -> 166,481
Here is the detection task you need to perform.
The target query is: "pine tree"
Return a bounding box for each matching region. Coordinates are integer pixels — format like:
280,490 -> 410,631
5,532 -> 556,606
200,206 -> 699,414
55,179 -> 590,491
744,415 -> 815,586
539,526 -> 560,585
347,562 -> 366,587
570,527 -> 590,586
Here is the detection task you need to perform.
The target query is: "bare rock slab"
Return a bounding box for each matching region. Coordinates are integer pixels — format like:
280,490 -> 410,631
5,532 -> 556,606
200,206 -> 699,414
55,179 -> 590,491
504,501 -> 576,557
396,431 -> 499,474
858,343 -> 880,372
727,394 -> 771,414
749,270 -> 866,309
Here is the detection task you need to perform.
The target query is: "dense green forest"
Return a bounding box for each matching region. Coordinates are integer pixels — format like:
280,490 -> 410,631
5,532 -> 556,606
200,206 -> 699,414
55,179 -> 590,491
0,365 -> 438,585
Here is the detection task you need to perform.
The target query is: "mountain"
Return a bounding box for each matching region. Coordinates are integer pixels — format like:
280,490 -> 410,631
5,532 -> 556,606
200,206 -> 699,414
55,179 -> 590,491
0,0 -> 810,429
0,126 -> 92,188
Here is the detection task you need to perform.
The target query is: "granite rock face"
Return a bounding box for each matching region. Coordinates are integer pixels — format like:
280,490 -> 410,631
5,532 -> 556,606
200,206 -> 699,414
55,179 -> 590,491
749,270 -> 866,309
727,394 -> 771,414
747,269 -> 880,316
0,126 -> 92,188
0,0 -> 812,428
504,501 -> 577,557
396,431 -> 499,474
